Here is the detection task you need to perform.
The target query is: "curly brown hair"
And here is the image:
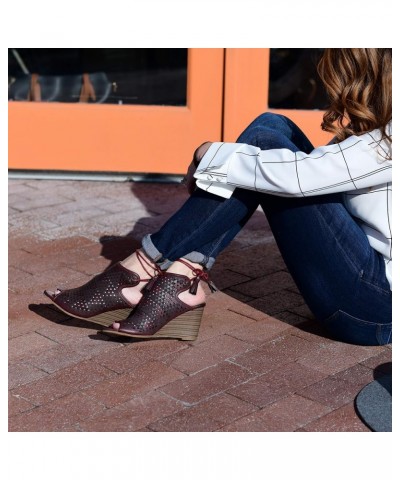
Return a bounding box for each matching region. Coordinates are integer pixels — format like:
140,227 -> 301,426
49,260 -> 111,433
317,48 -> 392,145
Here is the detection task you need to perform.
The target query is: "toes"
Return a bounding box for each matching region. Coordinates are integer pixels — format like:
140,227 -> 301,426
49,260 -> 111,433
44,288 -> 62,299
112,322 -> 120,331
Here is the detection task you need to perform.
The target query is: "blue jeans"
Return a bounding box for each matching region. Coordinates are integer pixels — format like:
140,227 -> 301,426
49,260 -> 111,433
142,113 -> 392,346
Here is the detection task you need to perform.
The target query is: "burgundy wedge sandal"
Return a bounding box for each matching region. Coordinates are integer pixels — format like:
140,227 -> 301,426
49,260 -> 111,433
103,259 -> 217,341
43,251 -> 161,327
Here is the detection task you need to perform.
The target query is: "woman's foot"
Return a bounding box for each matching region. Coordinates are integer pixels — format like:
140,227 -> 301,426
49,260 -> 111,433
111,258 -> 207,332
46,249 -> 157,305
43,249 -> 161,326
119,249 -> 160,304
167,259 -> 206,306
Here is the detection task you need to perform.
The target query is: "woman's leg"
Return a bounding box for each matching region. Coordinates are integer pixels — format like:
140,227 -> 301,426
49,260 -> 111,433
142,187 -> 259,270
235,114 -> 391,344
143,113 -> 314,269
258,193 -> 392,345
117,113 -> 307,309
118,113 -> 313,312
140,112 -> 391,345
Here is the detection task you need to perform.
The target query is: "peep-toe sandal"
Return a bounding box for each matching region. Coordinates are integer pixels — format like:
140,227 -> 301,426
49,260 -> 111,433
103,259 -> 217,341
44,251 -> 160,327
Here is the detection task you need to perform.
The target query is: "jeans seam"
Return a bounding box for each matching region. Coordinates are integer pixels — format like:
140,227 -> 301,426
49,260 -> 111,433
386,329 -> 392,344
359,277 -> 392,295
377,324 -> 392,345
325,310 -> 392,345
324,309 -> 392,327
206,232 -> 230,258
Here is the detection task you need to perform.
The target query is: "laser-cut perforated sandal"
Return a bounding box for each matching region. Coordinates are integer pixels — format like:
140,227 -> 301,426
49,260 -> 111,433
43,251 -> 160,327
103,259 -> 217,341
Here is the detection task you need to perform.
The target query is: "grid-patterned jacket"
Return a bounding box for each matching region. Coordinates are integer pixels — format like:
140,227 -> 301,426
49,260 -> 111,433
194,123 -> 392,288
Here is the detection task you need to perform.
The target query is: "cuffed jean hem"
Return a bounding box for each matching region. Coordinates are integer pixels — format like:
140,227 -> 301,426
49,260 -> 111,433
142,234 -> 215,270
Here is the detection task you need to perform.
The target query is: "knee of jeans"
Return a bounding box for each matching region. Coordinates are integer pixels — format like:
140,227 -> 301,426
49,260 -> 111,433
237,113 -> 289,144
256,112 -> 286,122
252,112 -> 290,129
238,126 -> 282,148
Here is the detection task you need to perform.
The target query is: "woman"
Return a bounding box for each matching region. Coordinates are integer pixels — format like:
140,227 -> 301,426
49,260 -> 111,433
45,48 -> 392,346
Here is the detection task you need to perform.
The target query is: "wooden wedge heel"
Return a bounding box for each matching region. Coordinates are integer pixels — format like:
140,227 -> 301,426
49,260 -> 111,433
103,259 -> 217,341
104,305 -> 205,341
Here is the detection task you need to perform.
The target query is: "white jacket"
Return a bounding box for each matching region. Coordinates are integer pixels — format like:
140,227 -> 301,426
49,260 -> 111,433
194,123 -> 392,289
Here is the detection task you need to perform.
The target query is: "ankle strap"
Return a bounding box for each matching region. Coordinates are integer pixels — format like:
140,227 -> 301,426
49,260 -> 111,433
176,258 -> 218,294
136,250 -> 162,282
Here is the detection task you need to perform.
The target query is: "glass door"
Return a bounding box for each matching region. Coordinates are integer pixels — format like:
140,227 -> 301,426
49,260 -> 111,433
8,48 -> 224,174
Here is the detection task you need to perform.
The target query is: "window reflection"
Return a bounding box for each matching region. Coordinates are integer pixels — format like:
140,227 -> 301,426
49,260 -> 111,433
8,48 -> 188,106
268,48 -> 328,110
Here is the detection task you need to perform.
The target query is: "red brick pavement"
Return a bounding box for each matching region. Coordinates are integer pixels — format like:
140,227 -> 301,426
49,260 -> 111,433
8,178 -> 391,432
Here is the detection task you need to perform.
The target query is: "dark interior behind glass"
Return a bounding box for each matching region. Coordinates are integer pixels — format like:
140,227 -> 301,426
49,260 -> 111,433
8,48 -> 188,106
268,48 -> 328,110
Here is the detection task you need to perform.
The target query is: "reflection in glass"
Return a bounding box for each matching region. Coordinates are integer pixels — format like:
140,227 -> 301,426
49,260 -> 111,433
268,48 -> 328,110
8,48 -> 188,106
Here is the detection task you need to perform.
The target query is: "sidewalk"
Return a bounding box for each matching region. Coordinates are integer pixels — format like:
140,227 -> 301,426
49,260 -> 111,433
8,178 -> 391,432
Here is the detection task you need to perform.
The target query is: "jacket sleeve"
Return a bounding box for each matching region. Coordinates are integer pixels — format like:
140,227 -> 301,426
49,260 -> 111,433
194,124 -> 392,198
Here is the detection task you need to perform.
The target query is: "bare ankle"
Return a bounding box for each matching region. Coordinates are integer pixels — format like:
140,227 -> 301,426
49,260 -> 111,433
167,258 -> 203,278
122,249 -> 158,277
167,259 -> 207,306
120,250 -> 160,305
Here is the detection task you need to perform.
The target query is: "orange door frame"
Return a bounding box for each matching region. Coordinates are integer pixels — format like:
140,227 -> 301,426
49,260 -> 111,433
223,48 -> 332,146
8,49 -> 225,174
